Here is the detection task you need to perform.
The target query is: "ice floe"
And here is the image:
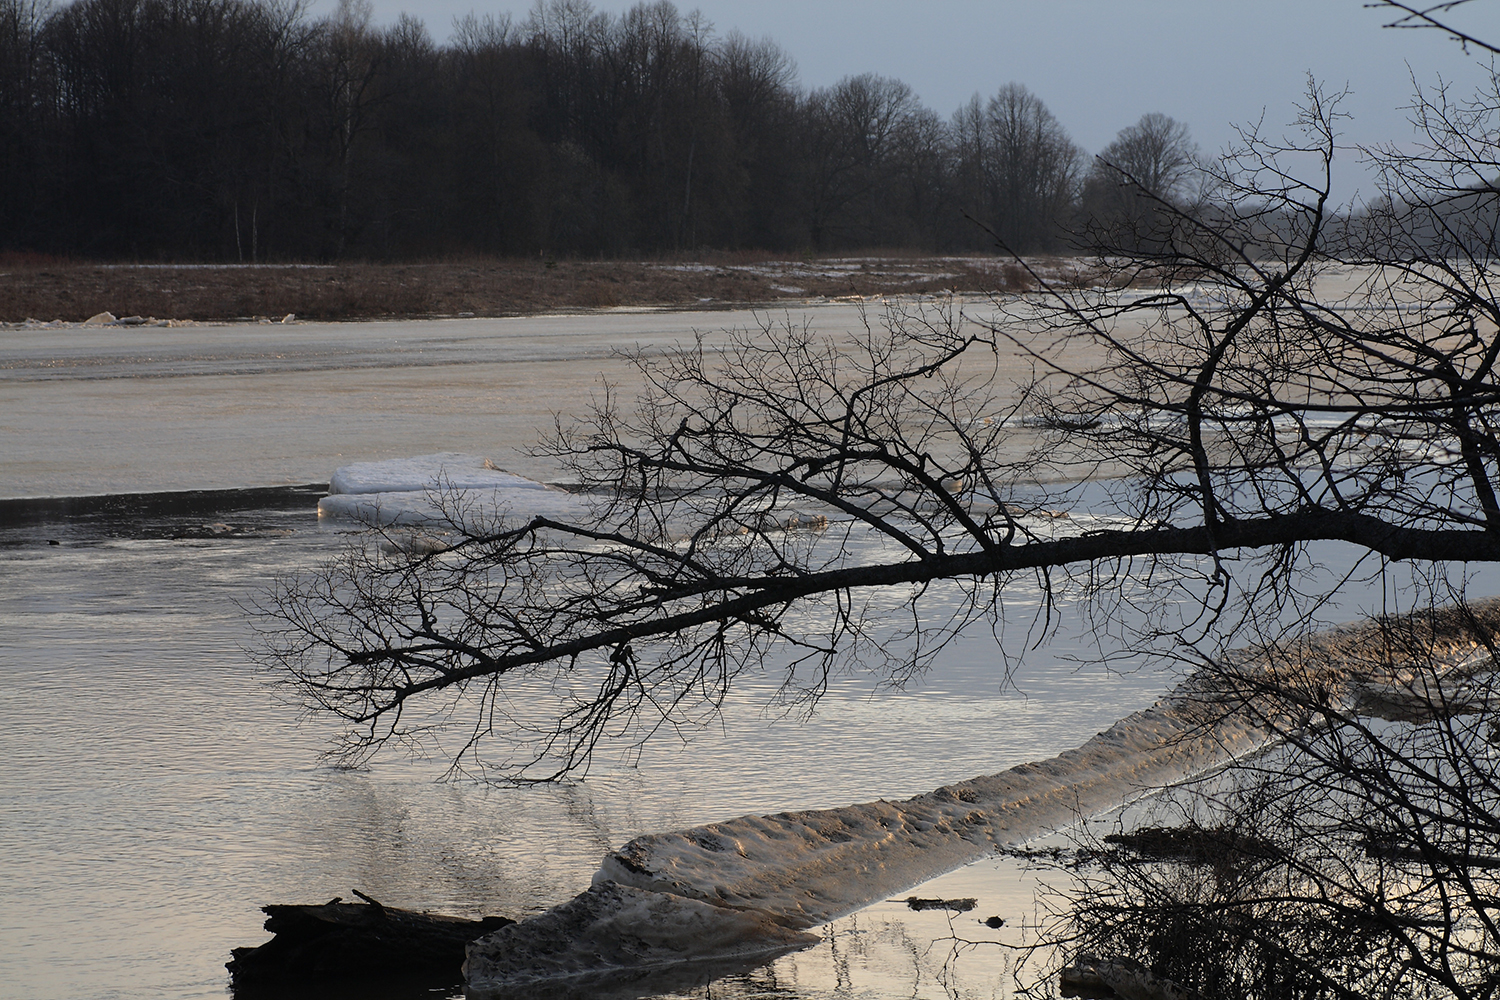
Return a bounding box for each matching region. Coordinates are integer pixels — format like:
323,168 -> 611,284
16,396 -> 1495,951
326,452 -> 553,496
318,453 -> 587,529
463,881 -> 819,988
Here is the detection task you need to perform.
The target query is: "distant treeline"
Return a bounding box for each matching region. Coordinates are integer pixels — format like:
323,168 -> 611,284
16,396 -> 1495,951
0,0 -> 1205,261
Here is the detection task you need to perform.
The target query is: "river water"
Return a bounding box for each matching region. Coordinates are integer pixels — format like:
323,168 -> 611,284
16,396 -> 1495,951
0,305 -> 1414,999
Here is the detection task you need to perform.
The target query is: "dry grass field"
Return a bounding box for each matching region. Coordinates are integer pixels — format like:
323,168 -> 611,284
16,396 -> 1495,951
0,252 -> 1084,324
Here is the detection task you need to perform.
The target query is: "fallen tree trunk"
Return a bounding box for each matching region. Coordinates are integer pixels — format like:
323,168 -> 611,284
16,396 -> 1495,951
227,892 -> 514,985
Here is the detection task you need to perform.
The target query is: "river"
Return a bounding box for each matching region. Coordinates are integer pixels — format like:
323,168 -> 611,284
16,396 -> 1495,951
0,304 -> 1376,999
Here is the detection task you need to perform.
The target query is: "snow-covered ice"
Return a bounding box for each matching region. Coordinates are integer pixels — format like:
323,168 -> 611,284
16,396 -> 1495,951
318,453 -> 588,528
326,453 -> 554,496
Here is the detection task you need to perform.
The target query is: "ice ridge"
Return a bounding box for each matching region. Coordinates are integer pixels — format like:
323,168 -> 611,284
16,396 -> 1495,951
466,604 -> 1500,991
465,671 -> 1275,990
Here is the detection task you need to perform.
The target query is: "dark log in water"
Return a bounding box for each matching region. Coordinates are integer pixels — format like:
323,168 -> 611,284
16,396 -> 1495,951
903,896 -> 977,912
1102,825 -> 1281,866
226,892 -> 514,985
1062,955 -> 1205,1000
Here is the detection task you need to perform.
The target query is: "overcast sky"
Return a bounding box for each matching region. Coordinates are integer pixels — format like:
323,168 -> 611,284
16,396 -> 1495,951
315,0 -> 1499,200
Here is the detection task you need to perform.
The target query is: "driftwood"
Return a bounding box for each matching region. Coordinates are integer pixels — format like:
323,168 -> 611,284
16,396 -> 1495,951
904,895 -> 977,912
227,892 -> 514,985
1061,958 -> 1118,999
1061,955 -> 1205,1000
1103,825 -> 1281,866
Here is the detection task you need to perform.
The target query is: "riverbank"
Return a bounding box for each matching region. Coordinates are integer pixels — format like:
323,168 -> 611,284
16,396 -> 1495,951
0,254 -> 1090,324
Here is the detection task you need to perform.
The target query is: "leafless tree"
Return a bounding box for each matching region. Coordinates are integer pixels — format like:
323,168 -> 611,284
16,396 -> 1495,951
1080,112 -> 1202,252
258,4 -> 1500,802
0,0 -> 54,241
800,72 -> 924,248
309,0 -> 390,256
1099,112 -> 1201,201
1014,6 -> 1500,994
951,82 -> 1084,252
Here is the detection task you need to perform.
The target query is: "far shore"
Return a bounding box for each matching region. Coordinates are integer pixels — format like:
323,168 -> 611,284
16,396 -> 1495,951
0,253 -> 1087,325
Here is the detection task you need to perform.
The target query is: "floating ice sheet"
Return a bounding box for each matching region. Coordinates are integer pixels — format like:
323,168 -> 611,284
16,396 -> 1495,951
326,452 -> 553,495
318,453 -> 587,529
462,881 -> 820,991
317,488 -> 590,529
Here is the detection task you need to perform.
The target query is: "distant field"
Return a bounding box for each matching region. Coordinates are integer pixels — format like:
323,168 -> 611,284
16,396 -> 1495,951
0,254 -> 1088,324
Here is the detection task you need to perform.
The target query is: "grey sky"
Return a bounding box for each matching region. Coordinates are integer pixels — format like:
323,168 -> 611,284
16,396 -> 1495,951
318,0 -> 1498,200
